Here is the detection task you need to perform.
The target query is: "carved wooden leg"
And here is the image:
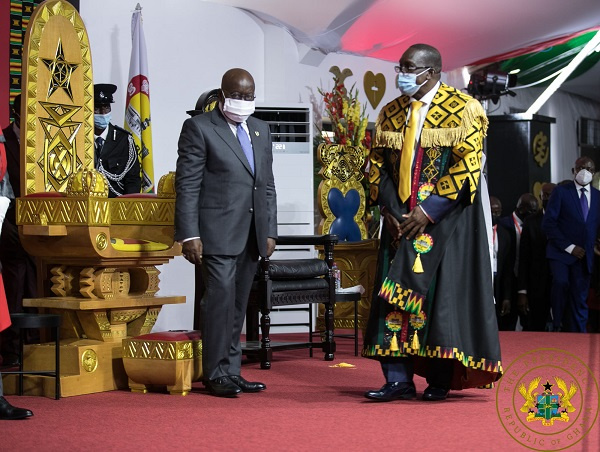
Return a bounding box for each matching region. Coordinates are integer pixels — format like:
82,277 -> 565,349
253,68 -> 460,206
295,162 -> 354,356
260,309 -> 272,369
323,300 -> 336,361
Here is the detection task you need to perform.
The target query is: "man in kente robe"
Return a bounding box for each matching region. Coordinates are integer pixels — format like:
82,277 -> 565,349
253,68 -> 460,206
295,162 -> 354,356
363,44 -> 502,402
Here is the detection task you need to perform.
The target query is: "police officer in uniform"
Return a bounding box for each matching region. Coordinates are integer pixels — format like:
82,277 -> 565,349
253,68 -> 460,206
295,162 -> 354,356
94,84 -> 141,197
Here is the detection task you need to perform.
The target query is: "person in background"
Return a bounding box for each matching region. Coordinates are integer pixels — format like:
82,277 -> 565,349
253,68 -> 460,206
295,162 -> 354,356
0,94 -> 37,367
93,84 -> 141,197
543,157 -> 600,332
490,196 -> 514,328
175,69 -> 277,397
517,183 -> 556,331
0,129 -> 33,420
497,193 -> 539,330
363,44 -> 501,403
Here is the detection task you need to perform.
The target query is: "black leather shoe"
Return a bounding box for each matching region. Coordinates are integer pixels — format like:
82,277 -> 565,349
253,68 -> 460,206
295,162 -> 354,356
0,396 -> 33,420
229,375 -> 266,392
422,386 -> 450,401
204,376 -> 242,397
364,382 -> 416,402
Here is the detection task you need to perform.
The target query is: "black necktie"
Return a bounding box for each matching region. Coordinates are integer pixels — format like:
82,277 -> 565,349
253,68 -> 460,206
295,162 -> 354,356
96,137 -> 104,152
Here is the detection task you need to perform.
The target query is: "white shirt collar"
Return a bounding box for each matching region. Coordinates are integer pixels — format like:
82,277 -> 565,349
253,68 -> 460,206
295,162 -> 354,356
411,81 -> 441,107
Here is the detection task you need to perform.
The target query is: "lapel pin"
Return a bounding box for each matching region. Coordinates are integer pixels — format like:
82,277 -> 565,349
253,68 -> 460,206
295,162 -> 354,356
255,131 -> 259,136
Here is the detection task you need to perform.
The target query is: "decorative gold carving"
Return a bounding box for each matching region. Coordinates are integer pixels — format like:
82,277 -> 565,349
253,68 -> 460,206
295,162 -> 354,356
142,266 -> 160,297
109,198 -> 175,225
110,309 -> 146,324
50,265 -> 78,296
123,338 -> 201,361
41,38 -> 79,101
157,172 -> 176,198
81,349 -> 98,372
67,169 -> 109,197
37,101 -> 83,191
318,143 -> 364,184
532,131 -> 549,167
17,197 -> 111,226
140,308 -> 161,335
22,0 -> 94,195
91,267 -> 131,299
317,143 -> 368,240
96,233 -> 108,251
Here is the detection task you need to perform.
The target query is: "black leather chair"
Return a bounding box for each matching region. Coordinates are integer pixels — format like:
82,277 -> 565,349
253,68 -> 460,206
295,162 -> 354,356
243,234 -> 338,369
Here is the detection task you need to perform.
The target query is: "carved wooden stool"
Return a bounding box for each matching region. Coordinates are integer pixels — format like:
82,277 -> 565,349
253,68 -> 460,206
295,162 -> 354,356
122,331 -> 202,396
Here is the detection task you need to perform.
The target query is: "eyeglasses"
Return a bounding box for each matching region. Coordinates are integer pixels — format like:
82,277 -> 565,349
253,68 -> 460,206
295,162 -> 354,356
394,65 -> 431,75
223,89 -> 256,102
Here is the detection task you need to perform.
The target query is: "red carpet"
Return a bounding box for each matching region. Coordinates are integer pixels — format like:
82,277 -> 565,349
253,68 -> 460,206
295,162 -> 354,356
2,331 -> 599,451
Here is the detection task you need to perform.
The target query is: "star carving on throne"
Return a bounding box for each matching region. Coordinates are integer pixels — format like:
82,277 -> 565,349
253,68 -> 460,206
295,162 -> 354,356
42,38 -> 79,101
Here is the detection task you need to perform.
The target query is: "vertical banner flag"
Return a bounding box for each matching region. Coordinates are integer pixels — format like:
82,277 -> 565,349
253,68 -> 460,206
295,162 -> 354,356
124,3 -> 154,192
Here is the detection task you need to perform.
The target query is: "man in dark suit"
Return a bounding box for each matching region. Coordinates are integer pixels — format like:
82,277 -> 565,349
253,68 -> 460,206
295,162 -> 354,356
175,68 -> 277,397
0,94 -> 37,366
497,193 -> 538,330
93,84 -> 141,197
490,197 -> 514,329
517,183 -> 555,331
543,156 -> 600,332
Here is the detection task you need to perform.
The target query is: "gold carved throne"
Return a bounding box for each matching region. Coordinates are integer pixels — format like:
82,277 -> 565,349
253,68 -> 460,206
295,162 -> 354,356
316,143 -> 378,333
10,0 -> 184,397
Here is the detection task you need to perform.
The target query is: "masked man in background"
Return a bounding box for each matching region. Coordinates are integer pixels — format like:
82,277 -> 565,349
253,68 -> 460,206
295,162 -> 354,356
93,84 -> 141,197
543,157 -> 600,332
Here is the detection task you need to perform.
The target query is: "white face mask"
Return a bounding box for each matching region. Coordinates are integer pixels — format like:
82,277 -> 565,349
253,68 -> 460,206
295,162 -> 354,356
575,168 -> 593,186
222,95 -> 255,123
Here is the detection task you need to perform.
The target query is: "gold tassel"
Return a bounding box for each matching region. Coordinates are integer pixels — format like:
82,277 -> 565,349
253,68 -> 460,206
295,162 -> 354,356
412,253 -> 424,273
411,331 -> 420,350
390,332 -> 399,351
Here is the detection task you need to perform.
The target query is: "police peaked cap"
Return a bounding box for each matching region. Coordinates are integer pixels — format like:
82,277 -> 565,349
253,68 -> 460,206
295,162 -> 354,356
94,84 -> 117,105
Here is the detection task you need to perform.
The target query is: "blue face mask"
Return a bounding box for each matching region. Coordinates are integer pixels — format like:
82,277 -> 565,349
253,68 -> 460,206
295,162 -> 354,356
94,112 -> 111,130
396,68 -> 430,97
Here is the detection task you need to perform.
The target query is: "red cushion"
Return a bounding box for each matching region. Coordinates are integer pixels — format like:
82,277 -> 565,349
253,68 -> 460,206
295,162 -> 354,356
134,331 -> 201,341
25,192 -> 66,198
117,193 -> 157,198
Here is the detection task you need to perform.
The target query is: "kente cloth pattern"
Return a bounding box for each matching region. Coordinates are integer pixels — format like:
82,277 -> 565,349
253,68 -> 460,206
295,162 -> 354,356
369,83 -> 488,206
363,85 -> 501,390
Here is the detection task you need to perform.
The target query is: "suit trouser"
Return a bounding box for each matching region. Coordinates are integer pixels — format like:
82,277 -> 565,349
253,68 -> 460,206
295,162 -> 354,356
380,357 -> 453,389
0,226 -> 37,358
549,259 -> 590,332
200,233 -> 259,381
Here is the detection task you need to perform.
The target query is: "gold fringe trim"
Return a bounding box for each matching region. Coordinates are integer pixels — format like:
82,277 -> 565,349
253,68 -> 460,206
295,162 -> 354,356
373,97 -> 488,151
421,99 -> 488,147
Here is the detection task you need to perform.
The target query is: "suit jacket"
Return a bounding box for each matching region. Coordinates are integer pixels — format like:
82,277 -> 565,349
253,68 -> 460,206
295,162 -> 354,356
95,124 -> 141,197
174,108 -> 277,257
543,181 -> 600,272
494,223 -> 514,303
518,211 -> 551,295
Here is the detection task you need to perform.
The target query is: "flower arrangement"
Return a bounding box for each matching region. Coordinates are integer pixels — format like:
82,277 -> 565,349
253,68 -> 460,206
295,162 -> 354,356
317,78 -> 371,150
